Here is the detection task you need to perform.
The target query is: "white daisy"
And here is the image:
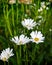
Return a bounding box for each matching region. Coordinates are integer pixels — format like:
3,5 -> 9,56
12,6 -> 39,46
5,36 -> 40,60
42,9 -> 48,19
0,48 -> 14,62
11,34 -> 30,45
21,19 -> 36,30
30,31 -> 45,44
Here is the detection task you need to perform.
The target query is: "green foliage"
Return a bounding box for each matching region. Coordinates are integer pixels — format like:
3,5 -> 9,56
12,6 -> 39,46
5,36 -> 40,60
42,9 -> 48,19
0,0 -> 52,65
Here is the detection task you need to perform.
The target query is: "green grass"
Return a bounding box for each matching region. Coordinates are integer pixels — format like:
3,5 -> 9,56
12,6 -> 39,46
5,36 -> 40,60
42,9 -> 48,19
0,0 -> 52,65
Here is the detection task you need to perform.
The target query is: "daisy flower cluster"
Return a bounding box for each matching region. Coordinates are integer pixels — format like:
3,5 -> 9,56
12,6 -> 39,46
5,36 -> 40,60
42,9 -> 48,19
0,0 -> 51,64
0,48 -> 14,62
11,18 -> 45,45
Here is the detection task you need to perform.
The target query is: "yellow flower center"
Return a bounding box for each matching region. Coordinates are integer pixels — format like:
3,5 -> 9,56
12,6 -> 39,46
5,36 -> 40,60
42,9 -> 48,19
34,37 -> 39,41
26,24 -> 31,27
19,41 -> 22,45
26,24 -> 29,26
2,57 -> 7,61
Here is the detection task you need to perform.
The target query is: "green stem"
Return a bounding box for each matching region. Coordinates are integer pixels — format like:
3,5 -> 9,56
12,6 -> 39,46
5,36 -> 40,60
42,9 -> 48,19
16,0 -> 18,34
16,1 -> 18,23
11,5 -> 16,35
26,47 -> 28,65
14,45 -> 19,65
32,0 -> 34,3
3,3 -> 8,37
11,5 -> 15,27
30,60 -> 32,65
16,51 -> 19,65
26,4 -> 28,17
6,0 -> 12,36
16,50 -> 21,65
4,62 -> 6,65
14,45 -> 21,65
24,45 -> 28,65
20,45 -> 21,58
31,43 -> 33,65
21,4 -> 24,20
3,1 -> 12,36
8,61 -> 9,65
19,45 -> 22,65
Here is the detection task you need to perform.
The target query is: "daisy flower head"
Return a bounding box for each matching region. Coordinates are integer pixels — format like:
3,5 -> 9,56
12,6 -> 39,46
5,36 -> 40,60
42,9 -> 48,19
0,48 -> 14,62
30,30 -> 45,44
21,19 -> 36,30
11,34 -> 31,45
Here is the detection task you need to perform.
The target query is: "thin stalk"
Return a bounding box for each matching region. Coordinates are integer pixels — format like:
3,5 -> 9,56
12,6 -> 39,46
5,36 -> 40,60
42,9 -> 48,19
25,30 -> 28,65
14,44 -> 21,65
30,60 -> 32,65
25,45 -> 28,65
3,3 -> 8,37
3,1 -> 12,36
8,61 -> 9,65
31,44 -> 36,65
21,3 -> 28,65
42,7 -> 47,33
16,0 -> 18,34
20,45 -> 21,58
30,44 -> 33,65
32,0 -> 34,3
11,5 -> 16,35
21,4 -> 24,20
6,0 -> 12,36
16,2 -> 18,23
4,62 -> 6,65
16,49 -> 21,65
25,4 -> 28,17
16,51 -> 19,65
5,17 -> 12,36
37,0 -> 40,14
11,5 -> 14,27
14,45 -> 18,65
19,45 -> 22,65
23,45 -> 26,65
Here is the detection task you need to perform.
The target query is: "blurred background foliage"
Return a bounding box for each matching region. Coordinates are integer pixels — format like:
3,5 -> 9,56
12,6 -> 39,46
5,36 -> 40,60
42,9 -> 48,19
0,0 -> 52,65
